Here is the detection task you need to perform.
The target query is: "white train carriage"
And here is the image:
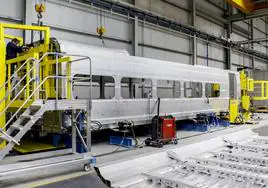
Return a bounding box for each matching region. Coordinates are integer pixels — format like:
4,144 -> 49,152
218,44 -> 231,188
60,40 -> 241,129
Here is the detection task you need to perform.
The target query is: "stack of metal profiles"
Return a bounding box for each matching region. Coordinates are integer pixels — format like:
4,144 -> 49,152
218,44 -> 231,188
96,128 -> 268,188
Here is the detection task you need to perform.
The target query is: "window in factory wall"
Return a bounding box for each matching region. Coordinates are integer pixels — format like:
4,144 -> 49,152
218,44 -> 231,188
205,83 -> 220,98
121,77 -> 152,99
184,82 -> 202,98
157,80 -> 181,98
73,75 -> 115,99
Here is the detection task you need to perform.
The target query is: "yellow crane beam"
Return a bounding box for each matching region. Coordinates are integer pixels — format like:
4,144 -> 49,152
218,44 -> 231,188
225,0 -> 254,13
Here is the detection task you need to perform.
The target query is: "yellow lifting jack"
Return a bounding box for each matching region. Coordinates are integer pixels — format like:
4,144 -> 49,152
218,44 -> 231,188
229,68 -> 254,124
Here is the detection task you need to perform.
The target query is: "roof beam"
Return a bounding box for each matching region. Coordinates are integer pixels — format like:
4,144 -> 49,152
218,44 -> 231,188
235,37 -> 268,44
226,8 -> 268,22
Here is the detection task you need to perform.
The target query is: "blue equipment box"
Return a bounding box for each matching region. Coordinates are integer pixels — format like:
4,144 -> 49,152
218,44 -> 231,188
109,136 -> 133,148
179,113 -> 230,132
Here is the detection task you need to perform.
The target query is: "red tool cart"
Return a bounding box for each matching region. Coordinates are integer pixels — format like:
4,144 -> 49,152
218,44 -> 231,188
145,98 -> 177,148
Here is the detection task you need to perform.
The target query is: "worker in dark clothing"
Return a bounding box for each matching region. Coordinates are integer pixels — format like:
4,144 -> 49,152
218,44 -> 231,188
6,38 -> 29,77
6,38 -> 24,60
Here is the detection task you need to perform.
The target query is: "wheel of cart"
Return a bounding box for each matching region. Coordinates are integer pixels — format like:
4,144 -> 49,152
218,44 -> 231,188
157,140 -> 164,148
84,163 -> 91,172
145,138 -> 151,146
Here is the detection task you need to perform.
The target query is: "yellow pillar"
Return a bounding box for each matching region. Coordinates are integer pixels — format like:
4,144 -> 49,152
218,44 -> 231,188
266,82 -> 268,98
43,27 -> 51,99
229,99 -> 239,123
7,64 -> 11,101
0,24 -> 6,148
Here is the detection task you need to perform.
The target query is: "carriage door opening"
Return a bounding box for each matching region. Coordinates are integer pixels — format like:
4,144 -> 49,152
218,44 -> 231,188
229,73 -> 239,123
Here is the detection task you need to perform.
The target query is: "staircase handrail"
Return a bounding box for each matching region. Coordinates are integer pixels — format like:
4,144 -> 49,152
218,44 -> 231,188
0,62 -> 37,106
0,57 -> 37,91
0,53 -> 92,133
3,76 -> 63,131
0,52 -> 71,108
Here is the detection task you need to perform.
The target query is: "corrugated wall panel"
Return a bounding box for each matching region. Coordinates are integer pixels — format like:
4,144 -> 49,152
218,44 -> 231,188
0,0 -> 266,71
139,26 -> 190,54
0,0 -> 24,21
195,16 -> 225,37
141,46 -> 191,64
136,0 -> 190,24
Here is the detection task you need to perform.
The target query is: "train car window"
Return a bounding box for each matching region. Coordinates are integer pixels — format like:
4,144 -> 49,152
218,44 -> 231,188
184,82 -> 202,98
205,83 -> 220,98
73,75 -> 115,99
157,80 -> 180,98
73,82 -> 100,99
104,82 -> 115,99
121,77 -> 152,99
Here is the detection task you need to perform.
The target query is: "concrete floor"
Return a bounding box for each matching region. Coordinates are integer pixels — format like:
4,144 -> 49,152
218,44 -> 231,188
5,113 -> 268,188
38,172 -> 107,188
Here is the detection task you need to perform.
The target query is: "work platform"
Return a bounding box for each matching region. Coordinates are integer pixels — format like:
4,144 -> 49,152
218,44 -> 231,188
0,23 -> 94,187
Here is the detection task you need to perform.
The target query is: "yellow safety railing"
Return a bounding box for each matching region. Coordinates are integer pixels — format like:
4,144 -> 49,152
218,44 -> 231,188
0,23 -> 75,105
0,23 -> 51,148
0,52 -> 91,135
253,80 -> 268,101
5,53 -> 39,102
4,34 -> 23,45
6,54 -> 73,104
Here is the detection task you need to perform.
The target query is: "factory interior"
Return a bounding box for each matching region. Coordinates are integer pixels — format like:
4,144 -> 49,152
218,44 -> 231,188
2,0 -> 268,187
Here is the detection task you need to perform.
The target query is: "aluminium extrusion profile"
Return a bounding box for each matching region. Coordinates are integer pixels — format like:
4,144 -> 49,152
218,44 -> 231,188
191,157 -> 268,175
168,151 -> 268,187
213,151 -> 268,166
143,172 -> 199,188
181,162 -> 268,187
227,143 -> 268,154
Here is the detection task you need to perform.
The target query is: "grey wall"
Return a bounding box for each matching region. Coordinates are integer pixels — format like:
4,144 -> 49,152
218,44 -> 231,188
0,0 -> 267,70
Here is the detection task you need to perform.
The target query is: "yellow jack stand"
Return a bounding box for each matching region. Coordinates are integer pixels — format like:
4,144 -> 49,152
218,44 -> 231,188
229,69 -> 254,124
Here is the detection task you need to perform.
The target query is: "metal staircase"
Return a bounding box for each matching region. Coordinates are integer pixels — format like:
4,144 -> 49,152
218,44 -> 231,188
0,100 -> 45,159
0,53 -> 92,160
0,55 -> 45,160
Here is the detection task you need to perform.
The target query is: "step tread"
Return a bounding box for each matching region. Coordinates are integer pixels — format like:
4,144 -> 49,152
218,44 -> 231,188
20,114 -> 32,118
10,124 -> 24,130
30,104 -> 43,108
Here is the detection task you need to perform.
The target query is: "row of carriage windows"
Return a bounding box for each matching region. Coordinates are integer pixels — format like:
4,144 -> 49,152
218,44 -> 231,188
74,75 -> 220,99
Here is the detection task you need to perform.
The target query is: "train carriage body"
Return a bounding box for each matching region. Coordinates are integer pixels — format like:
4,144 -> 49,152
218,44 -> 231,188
60,40 -> 241,129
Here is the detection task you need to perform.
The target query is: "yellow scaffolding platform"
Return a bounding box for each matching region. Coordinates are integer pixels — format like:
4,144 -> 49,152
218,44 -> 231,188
0,23 -> 73,150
